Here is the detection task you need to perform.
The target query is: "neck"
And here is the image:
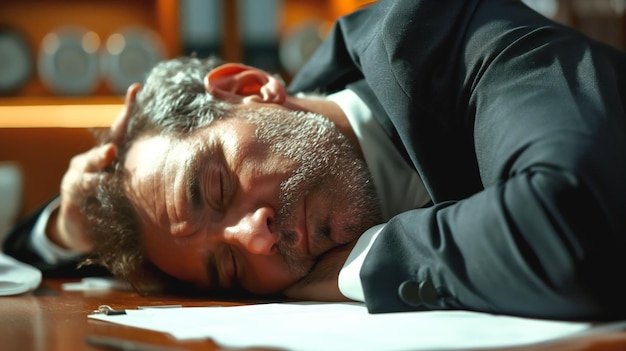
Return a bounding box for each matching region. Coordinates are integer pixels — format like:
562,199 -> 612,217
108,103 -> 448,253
283,95 -> 363,159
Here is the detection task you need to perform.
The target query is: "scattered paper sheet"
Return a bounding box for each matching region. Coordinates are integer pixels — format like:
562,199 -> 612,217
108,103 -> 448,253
62,277 -> 132,292
0,252 -> 41,296
89,301 -> 603,351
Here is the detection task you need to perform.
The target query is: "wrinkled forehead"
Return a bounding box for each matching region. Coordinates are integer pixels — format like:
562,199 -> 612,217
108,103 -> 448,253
124,134 -> 171,179
123,134 -> 193,222
121,115 -> 259,215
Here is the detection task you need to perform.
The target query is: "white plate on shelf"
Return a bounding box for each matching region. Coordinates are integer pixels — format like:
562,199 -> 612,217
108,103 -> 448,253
38,26 -> 101,96
101,26 -> 165,94
0,28 -> 33,95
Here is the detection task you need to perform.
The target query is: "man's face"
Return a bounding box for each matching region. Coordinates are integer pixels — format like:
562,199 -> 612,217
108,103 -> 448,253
124,106 -> 381,295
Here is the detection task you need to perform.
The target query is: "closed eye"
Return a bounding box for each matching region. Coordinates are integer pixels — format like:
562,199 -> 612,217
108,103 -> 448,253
208,167 -> 223,210
215,245 -> 240,290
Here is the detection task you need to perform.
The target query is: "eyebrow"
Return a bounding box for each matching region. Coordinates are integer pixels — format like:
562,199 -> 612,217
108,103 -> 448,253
185,155 -> 203,212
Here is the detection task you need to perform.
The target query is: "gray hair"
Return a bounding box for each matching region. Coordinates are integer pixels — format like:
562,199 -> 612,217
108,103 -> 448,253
123,56 -> 233,150
82,56 -> 236,295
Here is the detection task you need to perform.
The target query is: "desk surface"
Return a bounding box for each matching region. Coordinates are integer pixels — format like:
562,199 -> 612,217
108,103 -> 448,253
1,278 -> 626,351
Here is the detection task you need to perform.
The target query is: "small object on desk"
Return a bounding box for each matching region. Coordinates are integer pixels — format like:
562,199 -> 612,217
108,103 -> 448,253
85,335 -> 187,351
62,277 -> 132,292
93,305 -> 127,316
137,305 -> 183,310
92,304 -> 184,316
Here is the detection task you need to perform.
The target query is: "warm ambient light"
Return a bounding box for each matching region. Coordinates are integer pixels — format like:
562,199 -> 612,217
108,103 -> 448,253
82,31 -> 101,54
0,102 -> 122,128
41,33 -> 60,55
106,33 -> 126,55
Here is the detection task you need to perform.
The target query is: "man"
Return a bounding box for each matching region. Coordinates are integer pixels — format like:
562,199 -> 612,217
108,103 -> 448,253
81,56 -> 397,297
4,0 -> 626,320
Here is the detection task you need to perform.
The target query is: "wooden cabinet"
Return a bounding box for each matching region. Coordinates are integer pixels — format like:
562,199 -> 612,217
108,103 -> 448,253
0,0 -> 179,218
0,0 -> 180,98
0,97 -> 124,219
0,0 -> 624,220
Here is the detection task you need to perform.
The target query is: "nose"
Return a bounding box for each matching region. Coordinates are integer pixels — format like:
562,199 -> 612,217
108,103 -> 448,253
224,206 -> 278,255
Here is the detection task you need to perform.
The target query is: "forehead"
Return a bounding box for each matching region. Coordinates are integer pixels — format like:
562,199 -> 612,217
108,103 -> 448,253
125,134 -> 179,177
120,118 -> 260,287
124,135 -> 184,226
123,133 -> 203,280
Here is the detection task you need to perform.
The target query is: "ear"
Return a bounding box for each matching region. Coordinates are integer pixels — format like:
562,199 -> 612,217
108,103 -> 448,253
110,83 -> 142,144
204,63 -> 286,104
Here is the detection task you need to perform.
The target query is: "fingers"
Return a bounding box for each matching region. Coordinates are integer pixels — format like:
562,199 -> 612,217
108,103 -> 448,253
62,144 -> 117,197
79,143 -> 118,172
110,83 -> 142,144
96,143 -> 118,169
77,172 -> 108,195
283,243 -> 356,302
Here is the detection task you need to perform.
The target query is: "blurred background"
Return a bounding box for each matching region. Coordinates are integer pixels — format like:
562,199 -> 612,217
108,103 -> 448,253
0,0 -> 624,99
0,0 -> 376,99
0,0 -> 624,235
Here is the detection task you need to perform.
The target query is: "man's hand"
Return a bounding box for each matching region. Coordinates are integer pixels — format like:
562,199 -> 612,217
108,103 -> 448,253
46,83 -> 141,253
47,144 -> 117,252
283,242 -> 357,302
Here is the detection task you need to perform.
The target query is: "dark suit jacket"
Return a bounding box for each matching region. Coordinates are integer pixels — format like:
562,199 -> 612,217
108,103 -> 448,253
2,199 -> 107,277
288,0 -> 626,320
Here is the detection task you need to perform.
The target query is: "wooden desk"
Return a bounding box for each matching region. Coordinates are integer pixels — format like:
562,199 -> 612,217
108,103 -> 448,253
1,278 -> 626,351
0,278 -> 248,351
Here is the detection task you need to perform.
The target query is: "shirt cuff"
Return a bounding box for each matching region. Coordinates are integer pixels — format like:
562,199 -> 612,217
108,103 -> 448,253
338,223 -> 385,302
29,198 -> 82,264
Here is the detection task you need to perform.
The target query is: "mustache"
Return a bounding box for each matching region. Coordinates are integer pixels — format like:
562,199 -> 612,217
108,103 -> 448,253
273,169 -> 313,270
275,167 -> 307,239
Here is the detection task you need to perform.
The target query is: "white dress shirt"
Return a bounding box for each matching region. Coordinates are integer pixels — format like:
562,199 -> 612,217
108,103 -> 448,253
30,197 -> 81,263
31,89 -> 431,302
327,89 -> 430,301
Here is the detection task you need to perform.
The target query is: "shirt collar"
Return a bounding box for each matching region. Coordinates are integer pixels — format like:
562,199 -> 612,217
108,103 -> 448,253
326,89 -> 430,220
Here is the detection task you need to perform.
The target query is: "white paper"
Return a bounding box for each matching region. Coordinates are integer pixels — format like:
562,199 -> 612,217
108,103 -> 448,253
0,252 -> 42,296
89,301 -> 602,351
62,277 -> 132,292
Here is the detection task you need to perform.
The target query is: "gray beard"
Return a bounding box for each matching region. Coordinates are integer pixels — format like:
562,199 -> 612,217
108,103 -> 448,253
242,107 -> 383,276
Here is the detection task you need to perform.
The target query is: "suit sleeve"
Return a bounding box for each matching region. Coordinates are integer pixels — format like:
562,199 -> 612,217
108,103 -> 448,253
358,3 -> 626,320
292,0 -> 626,320
2,197 -> 109,277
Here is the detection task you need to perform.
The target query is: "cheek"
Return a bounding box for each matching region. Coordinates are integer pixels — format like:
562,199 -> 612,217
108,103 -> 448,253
144,232 -> 209,286
242,258 -> 304,294
238,154 -> 298,193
